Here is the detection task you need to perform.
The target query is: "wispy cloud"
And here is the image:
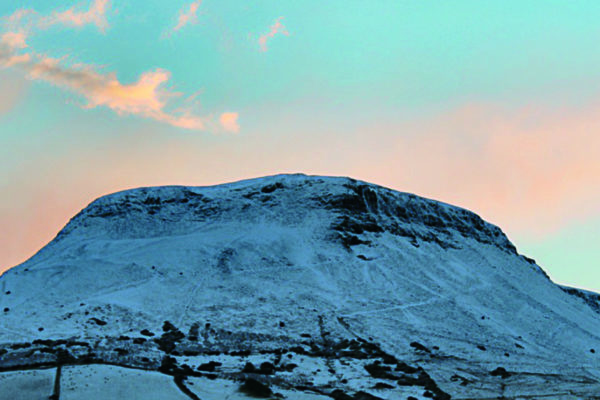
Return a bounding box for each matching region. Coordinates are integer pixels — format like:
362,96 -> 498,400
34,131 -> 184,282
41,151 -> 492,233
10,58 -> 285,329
20,54 -> 209,130
345,101 -> 600,236
40,0 -> 111,32
0,31 -> 31,67
219,112 -> 239,133
1,31 -> 27,49
0,2 -> 238,132
173,0 -> 202,32
258,17 -> 288,52
2,1 -> 110,33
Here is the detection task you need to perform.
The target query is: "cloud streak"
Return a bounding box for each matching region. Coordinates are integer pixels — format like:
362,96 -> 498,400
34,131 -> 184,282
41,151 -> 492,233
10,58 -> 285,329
258,17 -> 289,52
173,1 -> 202,32
219,112 -> 239,133
3,1 -> 110,33
0,3 -> 239,132
24,55 -> 209,130
347,101 -> 600,236
40,0 -> 111,32
0,31 -> 211,131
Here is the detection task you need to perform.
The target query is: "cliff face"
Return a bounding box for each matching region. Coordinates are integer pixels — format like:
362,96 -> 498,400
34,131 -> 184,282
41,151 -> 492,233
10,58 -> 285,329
0,174 -> 598,399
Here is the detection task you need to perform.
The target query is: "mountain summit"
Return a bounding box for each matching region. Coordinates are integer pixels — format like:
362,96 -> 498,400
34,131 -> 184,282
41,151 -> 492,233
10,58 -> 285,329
1,174 -> 599,399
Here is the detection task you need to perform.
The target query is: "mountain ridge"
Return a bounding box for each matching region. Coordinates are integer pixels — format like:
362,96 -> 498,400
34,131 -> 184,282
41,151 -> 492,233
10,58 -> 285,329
0,174 -> 598,399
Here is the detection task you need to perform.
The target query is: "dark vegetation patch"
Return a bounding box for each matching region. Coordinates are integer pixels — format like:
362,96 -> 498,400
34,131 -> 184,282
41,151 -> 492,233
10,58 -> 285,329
188,322 -> 200,341
197,361 -> 222,372
241,361 -> 276,375
329,389 -> 384,400
239,377 -> 276,398
364,362 -> 396,380
372,382 -> 395,389
10,343 -> 31,350
353,392 -> 385,400
113,348 -> 129,356
154,321 -> 185,353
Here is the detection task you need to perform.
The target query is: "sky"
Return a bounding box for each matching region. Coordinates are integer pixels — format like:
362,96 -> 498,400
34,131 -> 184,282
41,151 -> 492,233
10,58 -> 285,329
0,1 -> 598,292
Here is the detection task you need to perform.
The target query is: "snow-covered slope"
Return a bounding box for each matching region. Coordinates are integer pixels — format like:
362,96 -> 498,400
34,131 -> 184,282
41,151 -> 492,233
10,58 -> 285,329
1,174 -> 599,399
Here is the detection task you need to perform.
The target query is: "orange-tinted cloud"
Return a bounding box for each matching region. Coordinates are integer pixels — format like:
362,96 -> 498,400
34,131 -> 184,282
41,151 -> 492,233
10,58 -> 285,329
1,31 -> 27,49
219,112 -> 239,133
0,6 -> 238,132
40,0 -> 110,32
24,55 -> 211,130
0,31 -> 30,67
258,17 -> 289,52
0,31 -> 211,130
173,0 -> 202,32
345,101 -> 600,236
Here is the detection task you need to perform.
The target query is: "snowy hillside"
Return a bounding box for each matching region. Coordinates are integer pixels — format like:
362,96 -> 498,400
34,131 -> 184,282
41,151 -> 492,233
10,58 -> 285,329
1,174 -> 599,399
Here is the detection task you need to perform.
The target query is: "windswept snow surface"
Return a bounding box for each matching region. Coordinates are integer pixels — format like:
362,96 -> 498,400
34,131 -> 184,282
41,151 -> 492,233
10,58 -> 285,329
0,174 -> 599,399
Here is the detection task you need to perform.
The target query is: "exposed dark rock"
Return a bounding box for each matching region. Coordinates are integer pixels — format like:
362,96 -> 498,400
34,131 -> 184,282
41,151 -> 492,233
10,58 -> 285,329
410,342 -> 431,353
394,362 -> 420,374
87,317 -> 107,326
450,374 -> 471,386
364,362 -> 395,380
354,391 -> 384,400
490,367 -> 511,379
261,182 -> 284,194
372,382 -> 395,389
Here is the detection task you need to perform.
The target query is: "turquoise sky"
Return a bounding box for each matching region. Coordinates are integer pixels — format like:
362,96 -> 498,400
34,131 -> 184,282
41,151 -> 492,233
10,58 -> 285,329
1,1 -> 599,291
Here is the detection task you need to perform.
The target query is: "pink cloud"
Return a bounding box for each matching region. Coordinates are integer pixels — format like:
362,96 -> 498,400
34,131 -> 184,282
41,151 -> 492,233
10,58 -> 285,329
173,0 -> 202,32
0,45 -> 238,131
24,56 -> 211,130
0,31 -> 31,67
258,17 -> 289,52
219,112 -> 239,133
0,10 -> 239,132
40,0 -> 110,32
1,31 -> 27,49
1,9 -> 37,30
344,101 -> 600,236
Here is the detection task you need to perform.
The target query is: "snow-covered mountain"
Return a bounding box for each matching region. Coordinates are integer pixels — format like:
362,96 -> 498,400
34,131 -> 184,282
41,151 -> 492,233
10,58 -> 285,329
1,174 -> 599,399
